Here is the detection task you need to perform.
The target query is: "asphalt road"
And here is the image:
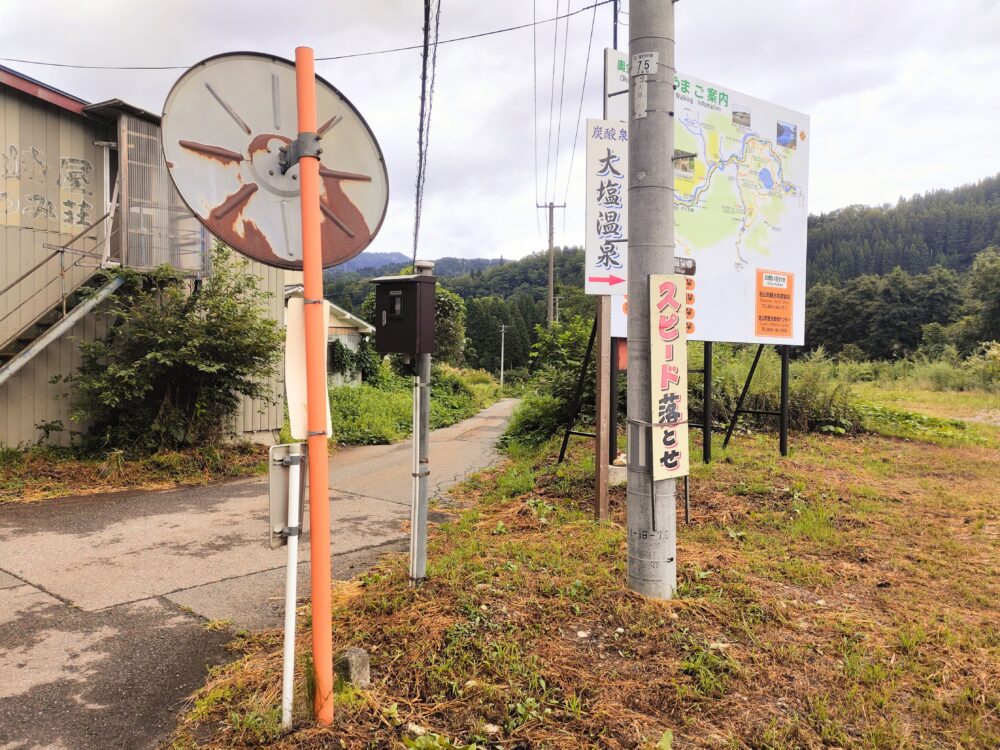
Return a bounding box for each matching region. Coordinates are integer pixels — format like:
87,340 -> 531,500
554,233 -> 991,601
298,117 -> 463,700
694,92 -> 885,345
0,398 -> 517,750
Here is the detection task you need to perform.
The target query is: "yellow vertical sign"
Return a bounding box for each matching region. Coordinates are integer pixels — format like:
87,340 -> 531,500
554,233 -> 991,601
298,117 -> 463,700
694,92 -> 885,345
649,274 -> 689,480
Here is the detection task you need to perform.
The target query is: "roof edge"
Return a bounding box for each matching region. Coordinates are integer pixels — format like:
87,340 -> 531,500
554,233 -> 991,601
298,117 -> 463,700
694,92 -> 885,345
0,64 -> 88,116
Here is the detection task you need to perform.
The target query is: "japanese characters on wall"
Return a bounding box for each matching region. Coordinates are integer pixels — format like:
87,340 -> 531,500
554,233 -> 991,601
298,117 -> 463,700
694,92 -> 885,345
1,144 -> 96,233
649,274 -> 689,480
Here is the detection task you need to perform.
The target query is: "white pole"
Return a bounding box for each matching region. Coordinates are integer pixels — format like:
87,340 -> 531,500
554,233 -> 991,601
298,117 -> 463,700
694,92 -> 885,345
500,324 -> 506,389
410,364 -> 421,581
281,443 -> 303,730
410,260 -> 434,584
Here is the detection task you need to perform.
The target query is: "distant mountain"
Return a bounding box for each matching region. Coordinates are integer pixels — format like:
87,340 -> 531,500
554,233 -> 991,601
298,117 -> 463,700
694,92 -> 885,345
808,174 -> 1000,285
329,252 -> 410,275
324,254 -> 506,280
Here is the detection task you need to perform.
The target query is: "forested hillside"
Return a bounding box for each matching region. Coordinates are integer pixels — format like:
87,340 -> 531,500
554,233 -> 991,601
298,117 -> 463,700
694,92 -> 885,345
323,175 -> 1000,367
807,174 -> 1000,284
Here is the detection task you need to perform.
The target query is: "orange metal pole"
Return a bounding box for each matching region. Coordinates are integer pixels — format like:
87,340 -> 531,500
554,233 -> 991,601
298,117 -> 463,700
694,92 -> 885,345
295,46 -> 334,725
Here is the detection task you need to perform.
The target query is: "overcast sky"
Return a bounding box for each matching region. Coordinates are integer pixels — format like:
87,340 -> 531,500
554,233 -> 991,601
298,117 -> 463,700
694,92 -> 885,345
2,1 -> 998,260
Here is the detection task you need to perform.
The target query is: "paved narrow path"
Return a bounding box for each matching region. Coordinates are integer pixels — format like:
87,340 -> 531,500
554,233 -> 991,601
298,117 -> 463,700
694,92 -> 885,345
0,398 -> 517,750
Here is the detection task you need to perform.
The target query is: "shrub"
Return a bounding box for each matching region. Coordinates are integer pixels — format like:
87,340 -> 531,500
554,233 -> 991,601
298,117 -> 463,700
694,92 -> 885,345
67,245 -> 282,454
330,384 -> 411,445
328,365 -> 499,445
501,393 -> 565,447
687,345 -> 855,434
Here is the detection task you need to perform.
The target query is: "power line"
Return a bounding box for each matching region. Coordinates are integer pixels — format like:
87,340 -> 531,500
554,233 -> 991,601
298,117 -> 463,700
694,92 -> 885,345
0,1 -> 613,71
550,0 -> 573,203
533,0 -> 542,239
412,0 -> 442,263
562,2 -> 598,204
543,0 -> 560,206
413,0 -> 434,263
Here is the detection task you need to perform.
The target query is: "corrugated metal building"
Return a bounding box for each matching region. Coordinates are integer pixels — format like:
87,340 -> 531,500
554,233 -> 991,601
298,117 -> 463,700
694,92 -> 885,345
0,66 -> 288,448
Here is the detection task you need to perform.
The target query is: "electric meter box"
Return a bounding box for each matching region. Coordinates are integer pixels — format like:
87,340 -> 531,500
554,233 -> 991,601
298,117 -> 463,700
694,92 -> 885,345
370,273 -> 436,355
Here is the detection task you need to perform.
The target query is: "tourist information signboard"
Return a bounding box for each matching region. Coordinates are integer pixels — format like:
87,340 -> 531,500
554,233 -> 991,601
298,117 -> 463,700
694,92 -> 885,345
601,50 -> 809,345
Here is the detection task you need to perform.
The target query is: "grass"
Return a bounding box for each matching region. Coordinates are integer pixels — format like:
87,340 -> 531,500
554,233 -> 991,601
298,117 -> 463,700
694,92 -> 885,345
328,365 -> 502,446
168,412 -> 1000,749
0,442 -> 269,503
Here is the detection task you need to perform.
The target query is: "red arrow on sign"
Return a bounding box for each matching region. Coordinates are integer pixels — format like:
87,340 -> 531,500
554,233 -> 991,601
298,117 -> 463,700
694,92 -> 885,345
588,274 -> 626,285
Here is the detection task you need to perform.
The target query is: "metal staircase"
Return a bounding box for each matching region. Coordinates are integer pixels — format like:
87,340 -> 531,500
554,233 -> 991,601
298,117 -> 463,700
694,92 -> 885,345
0,274 -> 124,388
0,184 -> 122,387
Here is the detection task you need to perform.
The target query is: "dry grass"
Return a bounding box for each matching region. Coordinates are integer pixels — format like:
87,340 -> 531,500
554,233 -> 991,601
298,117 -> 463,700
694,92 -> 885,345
167,426 -> 999,750
0,442 -> 269,503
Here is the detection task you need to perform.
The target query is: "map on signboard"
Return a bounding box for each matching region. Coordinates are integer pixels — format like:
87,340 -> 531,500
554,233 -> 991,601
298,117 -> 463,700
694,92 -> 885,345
673,74 -> 809,345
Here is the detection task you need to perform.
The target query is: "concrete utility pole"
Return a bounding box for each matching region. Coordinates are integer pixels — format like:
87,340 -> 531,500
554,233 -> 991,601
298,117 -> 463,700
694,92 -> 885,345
626,0 -> 677,598
499,324 -> 506,389
538,201 -> 565,326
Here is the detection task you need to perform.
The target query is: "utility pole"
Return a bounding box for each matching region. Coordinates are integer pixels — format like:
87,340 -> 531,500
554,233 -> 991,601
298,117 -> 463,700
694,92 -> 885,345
499,324 -> 506,389
537,201 -> 565,326
626,1 -> 677,598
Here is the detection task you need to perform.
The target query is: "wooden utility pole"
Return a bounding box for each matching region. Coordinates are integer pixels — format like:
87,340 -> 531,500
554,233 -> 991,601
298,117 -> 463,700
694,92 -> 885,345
595,297 -> 611,520
538,201 -> 565,326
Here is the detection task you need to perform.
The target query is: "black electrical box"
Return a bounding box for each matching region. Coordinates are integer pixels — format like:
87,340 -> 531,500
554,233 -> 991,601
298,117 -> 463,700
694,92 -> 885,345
370,273 -> 436,355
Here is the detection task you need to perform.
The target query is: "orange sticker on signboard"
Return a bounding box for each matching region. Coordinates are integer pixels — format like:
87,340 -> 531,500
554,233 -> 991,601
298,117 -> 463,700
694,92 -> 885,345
755,269 -> 794,338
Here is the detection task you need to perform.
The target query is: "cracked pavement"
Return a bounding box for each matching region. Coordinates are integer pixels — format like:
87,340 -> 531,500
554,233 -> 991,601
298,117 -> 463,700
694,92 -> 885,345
0,398 -> 517,750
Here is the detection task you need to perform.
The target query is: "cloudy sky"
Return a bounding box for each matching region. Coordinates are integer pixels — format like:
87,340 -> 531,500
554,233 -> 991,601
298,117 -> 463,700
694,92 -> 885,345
2,1 -> 998,260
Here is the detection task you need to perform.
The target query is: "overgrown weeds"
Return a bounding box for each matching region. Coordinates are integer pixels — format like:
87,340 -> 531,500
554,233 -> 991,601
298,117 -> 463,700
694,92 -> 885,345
169,426 -> 1000,749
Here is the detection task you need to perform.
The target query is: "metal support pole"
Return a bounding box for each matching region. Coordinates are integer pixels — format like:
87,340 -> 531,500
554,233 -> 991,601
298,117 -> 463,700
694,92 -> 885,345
411,261 -> 434,583
684,475 -> 690,525
613,0 -> 619,50
609,337 -> 620,464
59,251 -> 66,316
294,46 -> 333,725
626,0 -> 677,599
595,297 -> 611,521
558,315 -> 598,464
722,344 -> 765,449
499,324 -> 506,390
281,444 -> 303,731
780,345 -> 790,457
703,341 -> 713,463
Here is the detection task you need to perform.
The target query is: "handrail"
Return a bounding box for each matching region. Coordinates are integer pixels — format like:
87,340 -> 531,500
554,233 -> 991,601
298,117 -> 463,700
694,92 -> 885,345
0,210 -> 111,300
0,249 -> 61,298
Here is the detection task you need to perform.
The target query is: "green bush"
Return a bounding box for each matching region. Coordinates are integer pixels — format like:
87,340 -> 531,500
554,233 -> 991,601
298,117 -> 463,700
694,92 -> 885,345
500,393 -> 565,447
687,345 -> 855,434
67,245 -> 282,454
328,365 -> 499,445
330,384 -> 411,445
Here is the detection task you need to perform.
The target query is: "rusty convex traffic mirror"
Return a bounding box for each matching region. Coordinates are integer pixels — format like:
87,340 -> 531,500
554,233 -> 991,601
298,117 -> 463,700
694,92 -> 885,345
161,52 -> 389,270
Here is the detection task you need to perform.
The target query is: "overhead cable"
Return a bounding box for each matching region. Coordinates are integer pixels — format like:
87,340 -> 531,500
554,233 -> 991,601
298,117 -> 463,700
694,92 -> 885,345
0,1 -> 613,70
561,2 -> 598,204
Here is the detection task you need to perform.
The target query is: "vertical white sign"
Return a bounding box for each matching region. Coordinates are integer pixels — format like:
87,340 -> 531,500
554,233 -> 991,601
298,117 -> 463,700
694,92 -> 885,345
285,297 -> 334,441
585,119 -> 628,296
604,48 -> 630,323
649,274 -> 689,480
